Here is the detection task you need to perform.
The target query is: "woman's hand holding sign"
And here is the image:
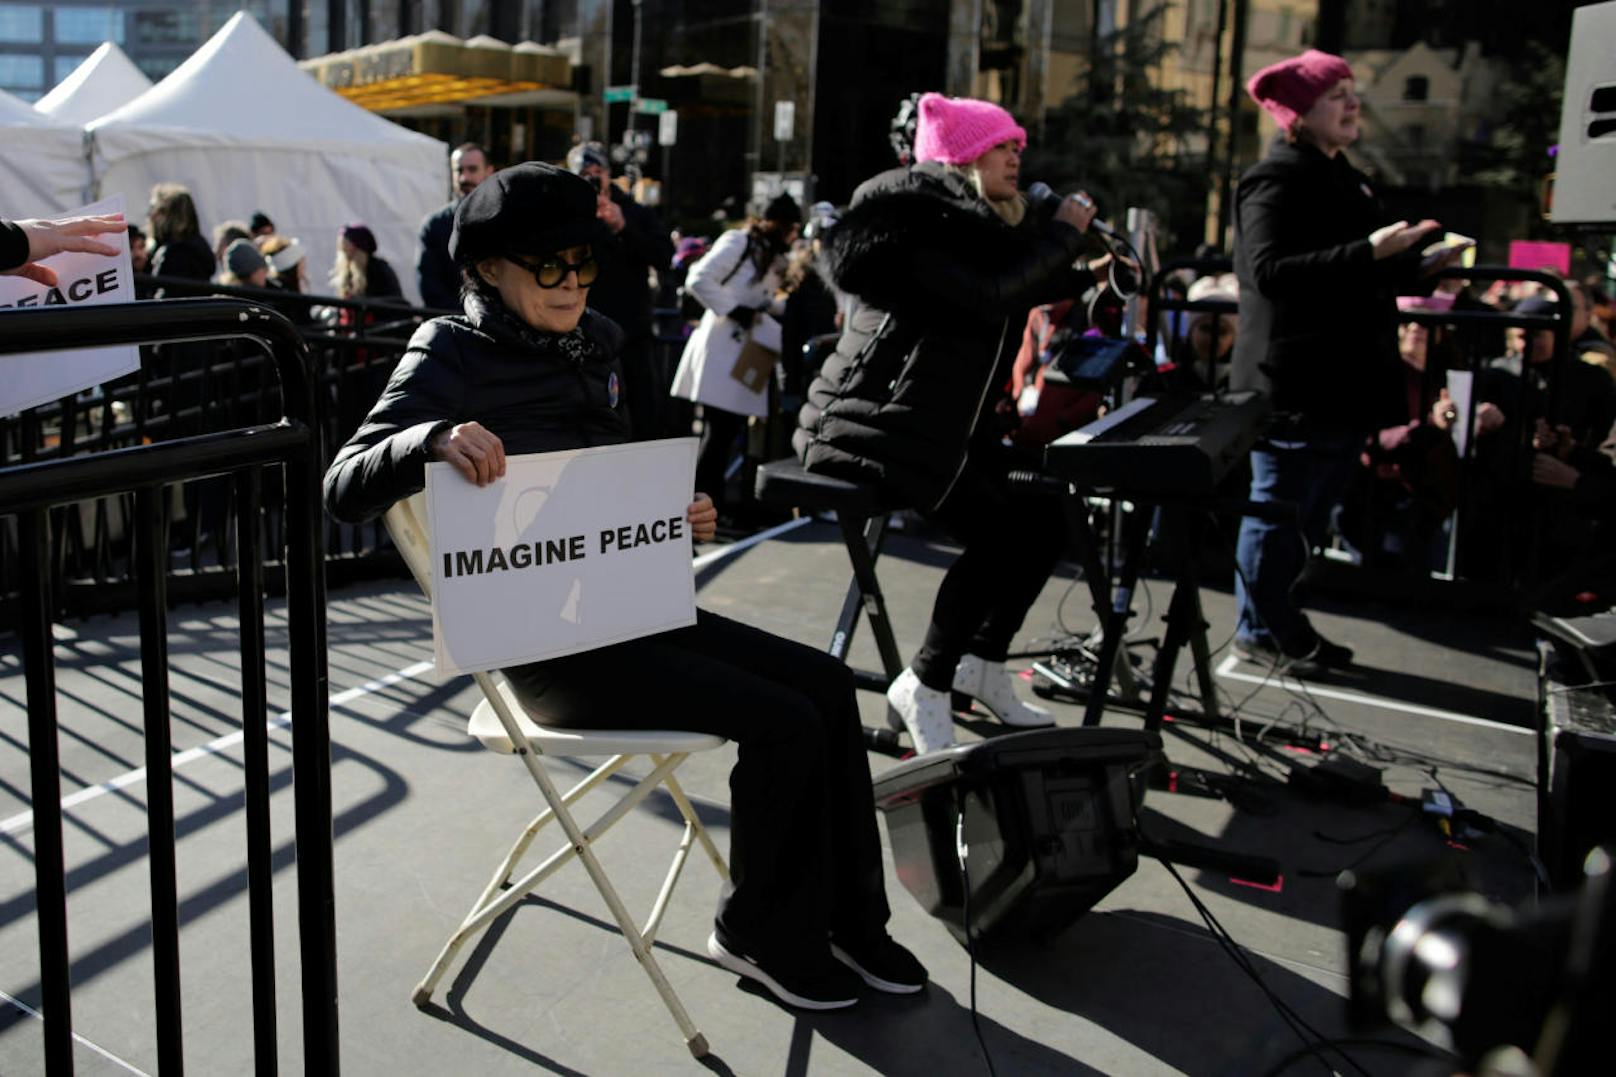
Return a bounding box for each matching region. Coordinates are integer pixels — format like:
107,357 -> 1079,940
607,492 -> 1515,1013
2,214 -> 127,287
432,421 -> 506,486
687,492 -> 717,543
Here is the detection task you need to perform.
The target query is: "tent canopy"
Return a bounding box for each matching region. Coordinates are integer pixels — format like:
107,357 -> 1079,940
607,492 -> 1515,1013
0,88 -> 91,216
35,42 -> 153,126
90,12 -> 448,303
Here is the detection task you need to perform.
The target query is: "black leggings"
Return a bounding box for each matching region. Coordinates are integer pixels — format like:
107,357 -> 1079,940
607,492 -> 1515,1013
911,457 -> 1069,691
502,609 -> 890,957
694,407 -> 747,511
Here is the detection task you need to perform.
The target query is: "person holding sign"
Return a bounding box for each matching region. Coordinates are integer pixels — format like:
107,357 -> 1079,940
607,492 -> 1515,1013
323,163 -> 925,1012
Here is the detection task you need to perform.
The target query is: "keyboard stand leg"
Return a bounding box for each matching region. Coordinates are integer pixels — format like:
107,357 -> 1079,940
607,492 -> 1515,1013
832,512 -> 905,692
1144,507 -> 1221,732
1083,504 -> 1151,727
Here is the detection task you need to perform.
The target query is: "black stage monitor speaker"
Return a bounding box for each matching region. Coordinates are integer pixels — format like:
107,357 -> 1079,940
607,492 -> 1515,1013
871,727 -> 1159,943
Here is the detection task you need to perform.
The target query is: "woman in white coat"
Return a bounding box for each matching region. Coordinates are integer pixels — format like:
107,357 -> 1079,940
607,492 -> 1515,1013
671,195 -> 802,514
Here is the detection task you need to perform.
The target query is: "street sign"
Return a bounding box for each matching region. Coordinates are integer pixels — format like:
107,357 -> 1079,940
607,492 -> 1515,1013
658,110 -> 678,146
634,97 -> 669,114
773,100 -> 795,141
604,85 -> 637,103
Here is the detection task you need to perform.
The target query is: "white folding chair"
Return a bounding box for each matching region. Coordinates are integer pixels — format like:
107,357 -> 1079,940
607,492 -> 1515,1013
384,493 -> 730,1058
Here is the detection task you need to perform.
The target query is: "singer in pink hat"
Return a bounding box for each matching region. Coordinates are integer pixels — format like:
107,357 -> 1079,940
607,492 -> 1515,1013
1229,49 -> 1472,678
794,92 -> 1108,754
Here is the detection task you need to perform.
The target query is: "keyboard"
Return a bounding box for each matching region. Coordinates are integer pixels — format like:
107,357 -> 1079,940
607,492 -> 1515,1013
1043,390 -> 1270,495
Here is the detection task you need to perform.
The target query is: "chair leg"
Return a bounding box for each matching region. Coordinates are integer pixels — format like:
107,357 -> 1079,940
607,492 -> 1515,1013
653,758 -> 730,882
477,754 -> 633,909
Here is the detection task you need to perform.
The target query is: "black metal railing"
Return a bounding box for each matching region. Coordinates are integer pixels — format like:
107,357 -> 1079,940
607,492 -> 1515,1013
0,299 -> 335,1074
1143,259 -> 1575,591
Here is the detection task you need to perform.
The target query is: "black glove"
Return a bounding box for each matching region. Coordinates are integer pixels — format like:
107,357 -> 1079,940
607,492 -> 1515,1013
728,305 -> 757,328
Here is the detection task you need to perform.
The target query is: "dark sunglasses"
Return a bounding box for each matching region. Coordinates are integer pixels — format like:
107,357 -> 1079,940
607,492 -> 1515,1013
507,250 -> 599,288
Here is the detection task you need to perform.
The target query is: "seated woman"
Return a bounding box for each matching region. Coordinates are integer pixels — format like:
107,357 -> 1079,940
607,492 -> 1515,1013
323,163 -> 924,1012
796,92 -> 1098,753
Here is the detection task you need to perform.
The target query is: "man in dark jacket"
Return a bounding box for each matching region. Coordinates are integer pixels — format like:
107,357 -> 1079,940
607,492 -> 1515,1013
416,143 -> 496,310
567,142 -> 675,439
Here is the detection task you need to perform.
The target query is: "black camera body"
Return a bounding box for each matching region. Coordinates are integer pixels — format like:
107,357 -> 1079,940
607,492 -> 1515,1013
1340,849 -> 1613,1075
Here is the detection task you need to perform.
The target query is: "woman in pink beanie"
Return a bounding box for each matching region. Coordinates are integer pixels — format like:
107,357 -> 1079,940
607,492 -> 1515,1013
794,92 -> 1103,753
1229,49 -> 1471,677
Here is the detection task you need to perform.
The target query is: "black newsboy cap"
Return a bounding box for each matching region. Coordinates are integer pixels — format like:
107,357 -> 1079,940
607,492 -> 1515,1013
449,162 -> 597,264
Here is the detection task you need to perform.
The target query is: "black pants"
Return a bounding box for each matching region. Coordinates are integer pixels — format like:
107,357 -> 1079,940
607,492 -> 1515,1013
911,457 -> 1068,691
619,334 -> 665,440
694,407 -> 747,512
503,609 -> 891,957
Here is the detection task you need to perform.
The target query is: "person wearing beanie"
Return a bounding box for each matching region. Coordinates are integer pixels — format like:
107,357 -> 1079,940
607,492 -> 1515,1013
795,93 -> 1101,754
1229,49 -> 1472,677
331,221 -> 402,303
566,138 -> 676,439
249,211 -> 275,237
324,161 -> 926,1013
220,237 -> 268,287
670,192 -> 804,519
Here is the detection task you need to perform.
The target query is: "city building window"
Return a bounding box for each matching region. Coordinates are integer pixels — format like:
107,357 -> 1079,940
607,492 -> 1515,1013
135,55 -> 183,81
1406,123 -> 1426,149
0,4 -> 42,43
132,9 -> 200,46
0,52 -> 44,89
56,6 -> 124,44
54,54 -> 90,83
1404,75 -> 1428,102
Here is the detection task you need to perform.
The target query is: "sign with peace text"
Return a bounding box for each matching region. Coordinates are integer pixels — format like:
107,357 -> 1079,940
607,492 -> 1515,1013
426,438 -> 700,675
0,195 -> 139,418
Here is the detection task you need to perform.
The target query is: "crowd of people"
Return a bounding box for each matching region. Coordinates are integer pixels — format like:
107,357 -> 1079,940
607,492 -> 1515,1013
8,41 -> 1616,1017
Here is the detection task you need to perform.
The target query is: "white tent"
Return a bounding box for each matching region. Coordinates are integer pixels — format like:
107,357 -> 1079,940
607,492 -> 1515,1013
89,12 -> 447,303
0,88 -> 92,217
36,42 -> 153,126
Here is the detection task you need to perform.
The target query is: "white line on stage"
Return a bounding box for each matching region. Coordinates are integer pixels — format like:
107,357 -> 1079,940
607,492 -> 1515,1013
1212,653 -> 1532,736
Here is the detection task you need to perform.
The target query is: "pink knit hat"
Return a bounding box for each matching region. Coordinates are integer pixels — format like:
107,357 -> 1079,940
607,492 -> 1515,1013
913,92 -> 1027,165
1245,49 -> 1354,131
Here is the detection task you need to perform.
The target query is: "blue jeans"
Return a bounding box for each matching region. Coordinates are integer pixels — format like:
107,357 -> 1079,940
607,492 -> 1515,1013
1235,435 -> 1362,652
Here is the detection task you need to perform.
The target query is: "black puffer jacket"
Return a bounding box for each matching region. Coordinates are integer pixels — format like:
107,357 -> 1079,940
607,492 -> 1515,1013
323,294 -> 628,523
1231,136 -> 1425,434
795,163 -> 1089,511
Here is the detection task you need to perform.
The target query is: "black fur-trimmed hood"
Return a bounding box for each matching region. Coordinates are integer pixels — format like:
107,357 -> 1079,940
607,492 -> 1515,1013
819,162 -> 1028,311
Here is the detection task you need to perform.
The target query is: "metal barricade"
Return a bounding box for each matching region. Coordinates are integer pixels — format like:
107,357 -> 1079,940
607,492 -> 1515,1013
0,299 -> 336,1075
1143,259 -> 1576,591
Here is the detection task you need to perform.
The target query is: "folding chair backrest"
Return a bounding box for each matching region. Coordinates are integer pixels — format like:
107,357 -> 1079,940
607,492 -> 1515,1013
384,492 -> 435,601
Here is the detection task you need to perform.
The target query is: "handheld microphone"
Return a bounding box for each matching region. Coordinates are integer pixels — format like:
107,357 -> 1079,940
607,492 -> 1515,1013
1026,182 -> 1118,237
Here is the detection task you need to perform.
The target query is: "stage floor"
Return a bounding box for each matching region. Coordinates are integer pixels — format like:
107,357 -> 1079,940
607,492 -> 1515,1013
1,517 -> 1541,1075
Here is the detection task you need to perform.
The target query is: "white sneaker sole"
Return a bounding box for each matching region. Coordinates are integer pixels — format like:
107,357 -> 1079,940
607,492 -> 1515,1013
707,933 -> 858,1011
830,944 -> 925,994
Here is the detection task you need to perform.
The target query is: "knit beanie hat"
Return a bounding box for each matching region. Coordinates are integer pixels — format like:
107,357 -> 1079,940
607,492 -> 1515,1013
1245,49 -> 1354,131
340,223 -> 377,256
762,193 -> 802,226
263,237 -> 306,275
912,92 -> 1026,165
225,238 -> 267,279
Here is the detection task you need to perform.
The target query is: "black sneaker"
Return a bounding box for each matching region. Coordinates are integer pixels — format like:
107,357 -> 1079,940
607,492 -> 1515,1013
1233,635 -> 1326,678
1310,634 -> 1354,669
830,933 -> 928,994
707,930 -> 860,1010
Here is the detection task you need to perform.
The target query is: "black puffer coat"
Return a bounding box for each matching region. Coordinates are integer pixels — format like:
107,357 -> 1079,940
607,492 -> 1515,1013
323,293 -> 627,523
795,163 -> 1089,511
1231,135 -> 1425,434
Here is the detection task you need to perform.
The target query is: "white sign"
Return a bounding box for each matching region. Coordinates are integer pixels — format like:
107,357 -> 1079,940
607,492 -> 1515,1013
773,100 -> 795,141
0,195 -> 139,417
658,109 -> 678,146
426,438 -> 700,675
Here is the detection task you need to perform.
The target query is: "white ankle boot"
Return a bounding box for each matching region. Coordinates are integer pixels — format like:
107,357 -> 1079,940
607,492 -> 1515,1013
886,668 -> 957,754
952,655 -> 1055,727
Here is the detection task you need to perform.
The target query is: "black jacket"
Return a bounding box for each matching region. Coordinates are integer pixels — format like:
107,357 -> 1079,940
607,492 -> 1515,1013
364,255 -> 404,302
149,234 -> 215,292
585,186 -> 674,341
323,294 -> 628,523
1231,136 -> 1425,434
795,163 -> 1089,510
0,220 -> 27,271
416,202 -> 459,311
